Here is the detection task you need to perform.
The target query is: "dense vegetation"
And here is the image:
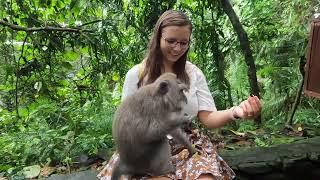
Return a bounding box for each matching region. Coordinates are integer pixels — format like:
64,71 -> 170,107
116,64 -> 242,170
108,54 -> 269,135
1,0 -> 320,178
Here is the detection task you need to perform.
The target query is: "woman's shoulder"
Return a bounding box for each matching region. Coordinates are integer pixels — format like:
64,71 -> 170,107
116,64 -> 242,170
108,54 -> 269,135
186,61 -> 205,77
125,64 -> 141,78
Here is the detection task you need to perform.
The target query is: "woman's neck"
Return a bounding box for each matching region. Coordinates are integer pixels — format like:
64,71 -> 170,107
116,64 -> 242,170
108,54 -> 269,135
162,60 -> 174,73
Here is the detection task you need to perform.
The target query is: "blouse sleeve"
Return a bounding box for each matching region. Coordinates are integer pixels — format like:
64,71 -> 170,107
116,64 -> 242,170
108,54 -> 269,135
121,65 -> 140,101
194,67 -> 217,112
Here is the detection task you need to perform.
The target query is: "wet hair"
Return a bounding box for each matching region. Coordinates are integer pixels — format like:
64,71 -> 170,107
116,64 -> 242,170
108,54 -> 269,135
138,10 -> 192,88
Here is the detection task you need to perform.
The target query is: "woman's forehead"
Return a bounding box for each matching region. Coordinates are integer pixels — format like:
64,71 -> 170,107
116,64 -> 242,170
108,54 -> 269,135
162,25 -> 191,39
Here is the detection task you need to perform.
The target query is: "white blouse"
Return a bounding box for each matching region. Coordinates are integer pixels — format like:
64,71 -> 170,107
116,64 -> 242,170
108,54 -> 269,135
121,61 -> 217,119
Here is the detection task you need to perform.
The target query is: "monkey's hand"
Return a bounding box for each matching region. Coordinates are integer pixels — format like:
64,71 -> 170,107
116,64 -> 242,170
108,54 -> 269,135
166,112 -> 191,130
187,145 -> 196,158
180,113 -> 192,129
170,128 -> 195,159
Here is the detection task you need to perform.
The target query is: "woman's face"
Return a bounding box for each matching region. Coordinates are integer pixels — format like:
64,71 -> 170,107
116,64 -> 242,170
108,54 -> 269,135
160,25 -> 191,65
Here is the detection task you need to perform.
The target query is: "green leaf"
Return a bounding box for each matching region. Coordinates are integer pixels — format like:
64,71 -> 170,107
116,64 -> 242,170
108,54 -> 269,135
254,137 -> 268,147
63,51 -> 80,61
112,72 -> 119,82
0,85 -> 15,91
61,61 -> 73,70
0,164 -> 12,172
59,80 -> 69,86
57,88 -> 68,96
70,0 -> 79,10
17,107 -> 28,118
80,46 -> 89,55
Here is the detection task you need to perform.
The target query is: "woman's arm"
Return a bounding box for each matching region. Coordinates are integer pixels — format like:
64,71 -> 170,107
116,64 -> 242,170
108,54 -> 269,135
198,95 -> 261,129
198,109 -> 234,129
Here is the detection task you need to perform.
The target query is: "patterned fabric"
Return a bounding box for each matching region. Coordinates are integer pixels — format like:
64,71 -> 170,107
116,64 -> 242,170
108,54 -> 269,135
97,128 -> 235,180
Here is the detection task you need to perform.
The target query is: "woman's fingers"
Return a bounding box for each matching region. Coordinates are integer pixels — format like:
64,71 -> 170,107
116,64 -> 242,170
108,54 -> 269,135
248,96 -> 261,118
238,96 -> 262,119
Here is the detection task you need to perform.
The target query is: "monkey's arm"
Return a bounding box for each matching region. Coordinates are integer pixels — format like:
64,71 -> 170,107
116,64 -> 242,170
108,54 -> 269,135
164,111 -> 191,131
144,112 -> 190,142
170,128 -> 195,157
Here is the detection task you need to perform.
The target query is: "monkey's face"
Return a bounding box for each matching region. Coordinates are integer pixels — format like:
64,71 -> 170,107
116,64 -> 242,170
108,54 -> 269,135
154,73 -> 188,111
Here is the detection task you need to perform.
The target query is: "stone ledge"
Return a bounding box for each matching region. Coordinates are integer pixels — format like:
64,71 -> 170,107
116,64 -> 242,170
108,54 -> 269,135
219,136 -> 320,179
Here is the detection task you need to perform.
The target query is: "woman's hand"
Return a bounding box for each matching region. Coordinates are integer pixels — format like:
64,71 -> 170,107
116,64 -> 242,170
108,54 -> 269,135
233,95 -> 261,119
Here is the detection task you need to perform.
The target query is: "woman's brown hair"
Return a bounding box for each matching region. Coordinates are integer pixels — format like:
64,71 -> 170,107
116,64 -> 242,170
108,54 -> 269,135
137,10 -> 192,88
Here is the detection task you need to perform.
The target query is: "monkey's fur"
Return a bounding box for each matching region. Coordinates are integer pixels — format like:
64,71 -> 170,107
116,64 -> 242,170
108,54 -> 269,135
111,73 -> 195,180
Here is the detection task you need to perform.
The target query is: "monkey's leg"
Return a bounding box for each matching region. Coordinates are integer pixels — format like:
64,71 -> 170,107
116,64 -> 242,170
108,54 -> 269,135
111,160 -> 132,180
150,141 -> 175,176
170,128 -> 196,158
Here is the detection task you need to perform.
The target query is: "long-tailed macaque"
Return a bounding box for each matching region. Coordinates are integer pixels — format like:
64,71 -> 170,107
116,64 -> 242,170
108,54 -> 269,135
111,73 -> 195,180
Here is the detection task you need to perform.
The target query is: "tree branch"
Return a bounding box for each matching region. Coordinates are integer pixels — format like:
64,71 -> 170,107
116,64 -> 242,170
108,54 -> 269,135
0,20 -> 95,33
80,19 -> 102,27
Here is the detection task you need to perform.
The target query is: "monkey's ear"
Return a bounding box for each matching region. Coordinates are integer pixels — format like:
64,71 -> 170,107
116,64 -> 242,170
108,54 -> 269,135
158,81 -> 169,95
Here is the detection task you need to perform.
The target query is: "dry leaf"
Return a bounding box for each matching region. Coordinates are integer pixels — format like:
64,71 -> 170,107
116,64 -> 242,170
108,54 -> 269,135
39,166 -> 56,177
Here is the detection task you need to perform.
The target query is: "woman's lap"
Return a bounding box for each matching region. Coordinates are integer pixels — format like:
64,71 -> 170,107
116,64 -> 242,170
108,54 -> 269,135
97,129 -> 235,180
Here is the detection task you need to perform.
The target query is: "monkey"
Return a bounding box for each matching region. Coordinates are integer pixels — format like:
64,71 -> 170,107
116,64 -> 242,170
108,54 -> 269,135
111,72 -> 196,180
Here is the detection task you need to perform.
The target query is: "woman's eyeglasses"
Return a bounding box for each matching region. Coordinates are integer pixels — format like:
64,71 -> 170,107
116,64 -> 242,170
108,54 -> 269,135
162,37 -> 189,49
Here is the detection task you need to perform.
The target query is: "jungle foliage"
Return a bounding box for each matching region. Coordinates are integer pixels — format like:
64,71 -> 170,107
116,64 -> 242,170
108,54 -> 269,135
0,0 -> 320,178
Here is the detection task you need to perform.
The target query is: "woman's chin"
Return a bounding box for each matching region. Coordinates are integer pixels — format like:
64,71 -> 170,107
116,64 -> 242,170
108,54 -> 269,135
167,56 -> 180,62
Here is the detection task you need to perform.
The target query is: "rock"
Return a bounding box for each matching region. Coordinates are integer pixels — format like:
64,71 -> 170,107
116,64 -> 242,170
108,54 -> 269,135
47,170 -> 98,180
219,136 -> 320,179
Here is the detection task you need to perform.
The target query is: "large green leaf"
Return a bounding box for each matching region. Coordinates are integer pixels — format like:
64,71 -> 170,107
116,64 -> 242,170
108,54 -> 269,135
63,51 -> 80,61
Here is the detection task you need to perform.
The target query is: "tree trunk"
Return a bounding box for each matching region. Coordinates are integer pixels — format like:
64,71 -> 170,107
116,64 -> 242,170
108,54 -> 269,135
220,0 -> 261,123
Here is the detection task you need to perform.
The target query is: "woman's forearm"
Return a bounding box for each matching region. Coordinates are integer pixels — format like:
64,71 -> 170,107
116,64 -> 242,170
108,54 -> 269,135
198,96 -> 261,129
198,108 -> 236,129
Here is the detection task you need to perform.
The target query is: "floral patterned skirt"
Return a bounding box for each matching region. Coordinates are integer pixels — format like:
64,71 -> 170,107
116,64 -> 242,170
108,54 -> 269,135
97,128 -> 235,180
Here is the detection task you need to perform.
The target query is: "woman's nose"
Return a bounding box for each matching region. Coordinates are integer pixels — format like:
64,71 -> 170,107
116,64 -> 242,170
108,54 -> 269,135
172,44 -> 182,51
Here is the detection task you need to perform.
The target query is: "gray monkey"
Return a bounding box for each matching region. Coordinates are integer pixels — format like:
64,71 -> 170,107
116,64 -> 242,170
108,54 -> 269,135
111,72 -> 196,180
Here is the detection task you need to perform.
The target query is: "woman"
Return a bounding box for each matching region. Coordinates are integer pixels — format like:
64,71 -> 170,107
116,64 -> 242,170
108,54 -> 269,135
98,10 -> 261,180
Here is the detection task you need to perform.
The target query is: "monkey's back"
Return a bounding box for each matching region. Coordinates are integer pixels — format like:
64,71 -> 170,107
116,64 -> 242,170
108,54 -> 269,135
112,85 -> 168,166
112,73 -> 189,175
